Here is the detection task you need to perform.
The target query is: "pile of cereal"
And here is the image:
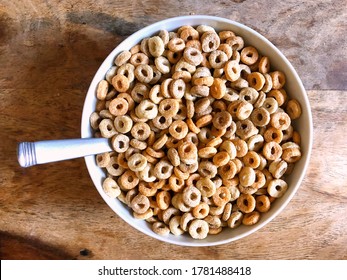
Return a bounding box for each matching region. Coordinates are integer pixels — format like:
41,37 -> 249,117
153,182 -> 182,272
90,25 -> 302,239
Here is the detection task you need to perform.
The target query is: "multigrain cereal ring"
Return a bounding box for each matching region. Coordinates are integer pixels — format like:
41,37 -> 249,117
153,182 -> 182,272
201,31 -> 220,52
111,134 -> 129,153
269,159 -> 288,179
258,56 -> 270,74
168,37 -> 186,52
210,78 -> 227,99
135,99 -> 158,119
226,35 -> 244,50
212,151 -> 230,167
99,118 -> 117,138
188,219 -> 209,239
192,202 -> 209,219
138,181 -> 157,197
255,195 -> 271,212
182,186 -> 201,207
154,159 -> 173,180
262,141 -> 282,161
212,186 -> 231,206
250,107 -> 270,127
159,98 -> 179,117
268,89 -> 287,106
270,112 -> 291,130
237,193 -> 256,213
227,211 -> 243,228
109,97 -> 129,116
131,122 -> 151,140
115,50 -> 132,66
247,72 -> 265,91
264,127 -> 283,143
148,36 -> 165,57
242,211 -> 260,225
286,99 -> 302,120
169,120 -> 189,140
209,50 -> 228,68
282,147 -> 301,163
127,153 -> 148,172
155,56 -> 171,74
134,64 -> 154,83
262,98 -> 279,114
102,177 -> 121,198
96,80 -> 109,101
261,73 -> 273,93
270,71 -> 286,89
152,222 -> 170,236
96,152 -> 111,168
198,160 -> 218,178
112,74 -> 130,92
196,177 -> 216,197
240,46 -> 259,65
267,179 -> 288,198
183,47 -> 203,66
169,78 -> 186,99
243,151 -> 261,169
180,212 -> 195,231
114,115 -> 133,134
212,111 -> 232,129
156,191 -> 171,210
130,52 -> 149,66
239,166 -> 256,187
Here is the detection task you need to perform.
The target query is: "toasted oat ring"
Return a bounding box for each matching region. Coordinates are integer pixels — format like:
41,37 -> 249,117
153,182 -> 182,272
131,122 -> 151,141
236,119 -> 258,140
135,99 -> 158,120
99,119 -> 117,138
167,147 -> 180,167
169,175 -> 185,192
227,211 -> 243,229
196,114 -> 213,128
180,212 -> 195,231
286,99 -> 302,120
183,47 -> 203,66
218,160 -> 237,180
114,50 -> 131,67
130,52 -> 149,66
168,37 -> 185,52
239,166 -> 256,187
198,160 -> 217,178
264,127 -> 283,143
152,115 -> 173,130
169,215 -> 184,236
169,120 -> 189,140
152,134 -> 168,150
212,111 -> 232,129
197,146 -> 216,159
270,71 -> 286,89
185,118 -> 200,134
111,134 -> 129,153
250,107 -> 270,127
96,80 -> 109,101
138,181 -> 157,197
191,203 -> 209,220
127,153 -> 147,172
96,152 -> 111,168
267,179 -> 288,198
269,159 -> 288,179
146,147 -> 165,158
262,98 -> 279,114
270,112 -> 291,130
102,177 -> 121,198
201,31 -> 220,53
236,101 -> 253,121
178,141 -> 198,163
154,159 -> 173,180
212,151 -> 230,167
242,211 -> 260,225
148,36 -> 165,57
210,78 -> 226,99
156,191 -> 171,210
154,56 -> 171,74
243,151 -> 261,169
237,193 -> 256,213
130,138 -> 147,150
152,222 -> 170,236
117,92 -> 135,111
282,147 -> 301,163
109,97 -> 129,116
169,78 -> 186,99
255,195 -> 271,212
268,89 -> 287,106
196,177 -> 216,197
247,72 -> 266,91
114,115 -> 133,134
159,98 -> 179,117
263,141 -> 282,161
209,49 -> 228,68
182,186 -> 201,207
188,219 -> 209,239
212,186 -> 231,207
111,74 -> 130,92
240,46 -> 259,65
119,170 -> 139,190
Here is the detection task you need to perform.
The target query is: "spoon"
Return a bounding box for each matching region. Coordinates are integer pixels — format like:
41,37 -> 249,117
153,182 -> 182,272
17,138 -> 112,167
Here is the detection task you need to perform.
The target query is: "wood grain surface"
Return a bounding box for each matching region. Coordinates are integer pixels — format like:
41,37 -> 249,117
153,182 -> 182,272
0,0 -> 346,260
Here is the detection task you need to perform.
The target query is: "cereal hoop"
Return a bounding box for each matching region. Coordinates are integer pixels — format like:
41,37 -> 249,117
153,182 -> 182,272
82,15 -> 313,246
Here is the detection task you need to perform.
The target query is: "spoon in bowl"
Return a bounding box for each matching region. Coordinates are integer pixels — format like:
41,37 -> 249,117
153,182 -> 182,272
17,138 -> 112,167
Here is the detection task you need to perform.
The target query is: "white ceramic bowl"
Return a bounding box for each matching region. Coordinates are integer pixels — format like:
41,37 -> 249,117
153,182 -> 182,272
81,15 -> 313,246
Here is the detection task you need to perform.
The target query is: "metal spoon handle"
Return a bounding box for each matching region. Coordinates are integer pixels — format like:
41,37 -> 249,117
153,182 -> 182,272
17,138 -> 112,167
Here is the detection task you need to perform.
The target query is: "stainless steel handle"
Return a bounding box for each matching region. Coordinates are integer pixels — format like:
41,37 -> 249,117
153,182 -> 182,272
17,138 -> 112,167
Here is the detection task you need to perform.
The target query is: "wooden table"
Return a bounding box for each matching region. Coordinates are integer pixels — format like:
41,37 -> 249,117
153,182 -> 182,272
0,0 -> 346,260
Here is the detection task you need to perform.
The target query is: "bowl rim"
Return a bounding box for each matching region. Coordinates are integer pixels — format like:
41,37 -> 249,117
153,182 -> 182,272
81,15 -> 313,246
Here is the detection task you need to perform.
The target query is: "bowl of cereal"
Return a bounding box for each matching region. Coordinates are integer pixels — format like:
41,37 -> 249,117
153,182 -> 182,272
81,15 -> 313,246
